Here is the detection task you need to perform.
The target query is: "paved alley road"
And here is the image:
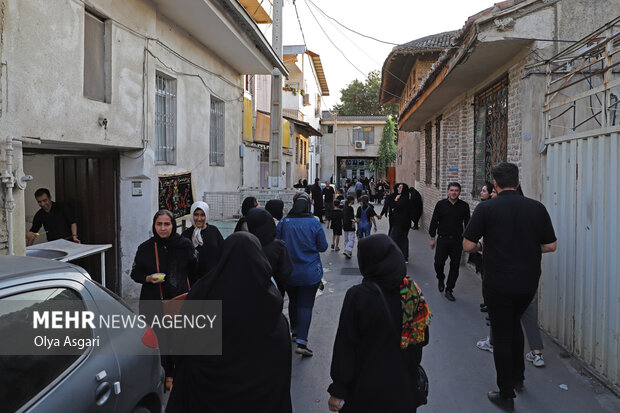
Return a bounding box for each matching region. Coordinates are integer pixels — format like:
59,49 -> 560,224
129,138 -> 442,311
288,205 -> 620,413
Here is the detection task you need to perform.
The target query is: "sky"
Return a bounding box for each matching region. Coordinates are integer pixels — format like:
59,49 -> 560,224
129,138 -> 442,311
259,0 -> 495,109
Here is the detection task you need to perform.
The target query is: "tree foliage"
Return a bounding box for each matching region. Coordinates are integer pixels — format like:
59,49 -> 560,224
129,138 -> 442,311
376,117 -> 397,177
333,70 -> 399,117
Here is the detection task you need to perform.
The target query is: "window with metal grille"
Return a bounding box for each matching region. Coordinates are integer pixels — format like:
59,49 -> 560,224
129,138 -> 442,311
295,137 -> 300,164
473,76 -> 508,195
424,122 -> 432,184
155,73 -> 177,164
210,97 -> 225,166
84,11 -> 110,102
435,116 -> 442,188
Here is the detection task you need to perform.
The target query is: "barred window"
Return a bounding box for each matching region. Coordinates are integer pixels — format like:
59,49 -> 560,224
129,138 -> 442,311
473,76 -> 508,195
210,97 -> 225,166
155,73 -> 177,164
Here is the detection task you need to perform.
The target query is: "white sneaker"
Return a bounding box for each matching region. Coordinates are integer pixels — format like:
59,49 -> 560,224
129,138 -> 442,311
526,351 -> 545,367
476,336 -> 494,353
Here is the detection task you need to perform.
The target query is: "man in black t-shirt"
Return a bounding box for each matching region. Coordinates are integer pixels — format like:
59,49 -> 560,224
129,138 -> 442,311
429,182 -> 470,301
323,181 -> 335,227
463,163 -> 556,411
27,188 -> 79,245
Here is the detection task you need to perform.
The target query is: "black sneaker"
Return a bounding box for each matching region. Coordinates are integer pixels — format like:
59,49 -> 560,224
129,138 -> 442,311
295,344 -> 313,357
438,280 -> 445,293
445,290 -> 455,301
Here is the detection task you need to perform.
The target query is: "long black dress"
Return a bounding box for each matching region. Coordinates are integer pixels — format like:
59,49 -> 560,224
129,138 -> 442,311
180,224 -> 224,282
409,187 -> 423,229
328,234 -> 428,413
247,208 -> 293,296
166,232 -> 292,413
389,184 -> 411,260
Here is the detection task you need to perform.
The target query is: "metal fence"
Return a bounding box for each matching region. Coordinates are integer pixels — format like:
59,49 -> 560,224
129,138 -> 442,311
540,18 -> 620,393
203,188 -> 302,220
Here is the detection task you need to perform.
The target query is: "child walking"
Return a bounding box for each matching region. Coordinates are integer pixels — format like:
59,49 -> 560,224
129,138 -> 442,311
330,200 -> 343,251
342,196 -> 356,259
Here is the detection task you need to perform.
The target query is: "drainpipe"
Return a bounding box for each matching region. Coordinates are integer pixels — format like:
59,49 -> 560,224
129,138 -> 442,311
2,136 -> 40,254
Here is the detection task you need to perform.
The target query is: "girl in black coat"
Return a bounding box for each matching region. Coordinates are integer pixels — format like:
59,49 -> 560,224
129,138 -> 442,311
166,232 -> 292,413
246,207 -> 293,296
130,209 -> 197,387
181,201 -> 224,282
328,234 -> 430,413
130,209 -> 197,302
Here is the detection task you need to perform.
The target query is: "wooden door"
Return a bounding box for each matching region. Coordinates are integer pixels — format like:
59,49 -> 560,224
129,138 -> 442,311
55,155 -> 120,293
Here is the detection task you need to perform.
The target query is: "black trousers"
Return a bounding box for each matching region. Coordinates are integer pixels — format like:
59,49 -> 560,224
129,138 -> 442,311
484,285 -> 535,398
389,226 -> 409,261
433,236 -> 462,291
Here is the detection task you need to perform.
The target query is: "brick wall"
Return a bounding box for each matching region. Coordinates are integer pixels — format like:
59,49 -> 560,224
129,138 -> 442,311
414,59 -> 526,231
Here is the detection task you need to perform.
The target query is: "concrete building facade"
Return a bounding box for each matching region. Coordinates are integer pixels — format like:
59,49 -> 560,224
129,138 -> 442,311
319,112 -> 387,185
0,0 -> 285,298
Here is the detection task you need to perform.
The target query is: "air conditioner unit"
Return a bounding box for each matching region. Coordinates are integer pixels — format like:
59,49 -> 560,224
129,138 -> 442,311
354,141 -> 366,150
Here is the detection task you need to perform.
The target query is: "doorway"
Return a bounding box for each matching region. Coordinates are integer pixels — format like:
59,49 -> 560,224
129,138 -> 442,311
54,155 -> 120,292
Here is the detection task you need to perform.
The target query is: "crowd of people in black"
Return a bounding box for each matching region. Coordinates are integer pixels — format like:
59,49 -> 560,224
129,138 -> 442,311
129,162 -> 556,413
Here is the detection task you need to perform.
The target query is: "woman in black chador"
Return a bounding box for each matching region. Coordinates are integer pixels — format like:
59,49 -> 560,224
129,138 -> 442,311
388,183 -> 412,262
234,196 -> 258,232
328,234 -> 430,413
181,201 -> 224,282
166,232 -> 292,413
247,207 -> 293,296
130,209 -> 197,389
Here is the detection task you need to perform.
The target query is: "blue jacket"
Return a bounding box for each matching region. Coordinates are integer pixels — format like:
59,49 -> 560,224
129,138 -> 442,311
276,216 -> 328,286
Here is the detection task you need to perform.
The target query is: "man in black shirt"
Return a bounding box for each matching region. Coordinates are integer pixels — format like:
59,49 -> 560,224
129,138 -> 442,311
429,182 -> 470,301
26,188 -> 79,245
322,181 -> 335,227
463,163 -> 556,411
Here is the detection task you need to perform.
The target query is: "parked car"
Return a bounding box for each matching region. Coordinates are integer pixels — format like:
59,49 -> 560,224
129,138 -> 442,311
0,256 -> 163,413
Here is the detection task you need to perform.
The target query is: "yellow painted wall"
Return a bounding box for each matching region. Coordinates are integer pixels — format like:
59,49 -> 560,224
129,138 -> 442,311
283,119 -> 290,148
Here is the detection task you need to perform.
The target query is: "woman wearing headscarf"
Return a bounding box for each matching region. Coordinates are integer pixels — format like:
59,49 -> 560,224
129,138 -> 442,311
389,183 -> 412,263
234,196 -> 258,232
181,201 -> 224,282
327,234 -> 430,413
311,178 -> 325,223
247,208 -> 293,296
166,232 -> 292,413
130,209 -> 197,388
409,186 -> 423,230
265,199 -> 285,226
276,192 -> 328,356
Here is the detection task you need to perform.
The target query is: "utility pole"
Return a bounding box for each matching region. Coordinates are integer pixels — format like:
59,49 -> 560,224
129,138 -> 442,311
269,0 -> 283,188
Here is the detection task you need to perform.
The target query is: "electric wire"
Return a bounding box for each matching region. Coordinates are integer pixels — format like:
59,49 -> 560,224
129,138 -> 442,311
305,0 -> 399,46
305,0 -> 408,86
302,0 -> 404,102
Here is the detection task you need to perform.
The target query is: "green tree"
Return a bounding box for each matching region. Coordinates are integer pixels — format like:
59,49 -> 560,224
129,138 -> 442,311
333,70 -> 399,117
375,116 -> 397,177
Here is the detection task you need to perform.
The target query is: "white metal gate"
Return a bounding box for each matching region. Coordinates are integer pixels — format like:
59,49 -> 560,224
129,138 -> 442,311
538,18 -> 620,391
542,133 -> 620,391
